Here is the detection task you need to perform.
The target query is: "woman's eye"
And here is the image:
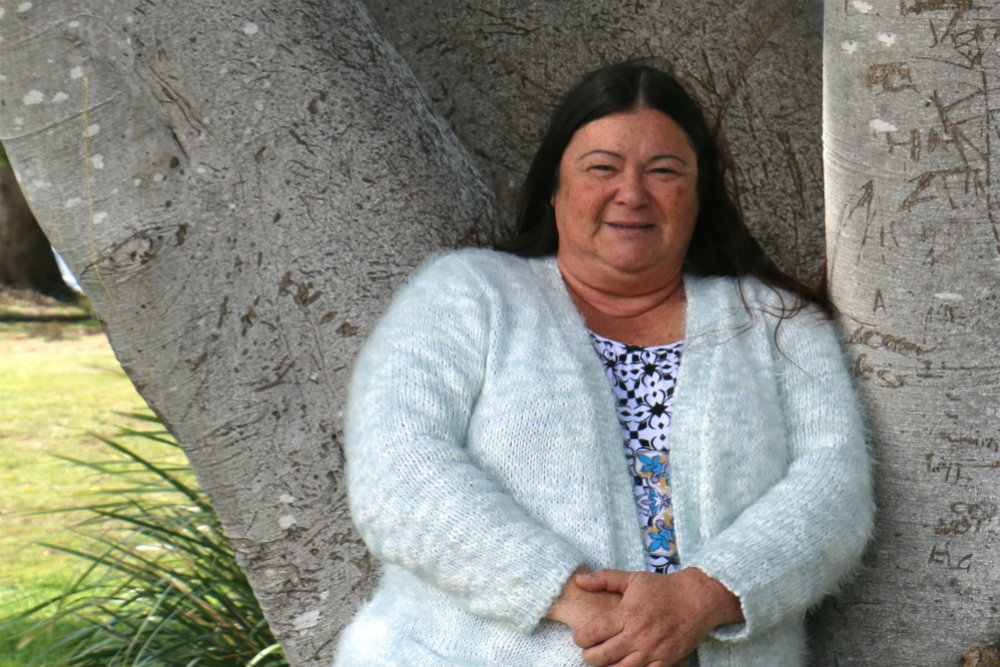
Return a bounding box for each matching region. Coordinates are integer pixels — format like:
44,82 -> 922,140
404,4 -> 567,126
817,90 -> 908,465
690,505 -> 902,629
589,164 -> 615,172
651,167 -> 677,175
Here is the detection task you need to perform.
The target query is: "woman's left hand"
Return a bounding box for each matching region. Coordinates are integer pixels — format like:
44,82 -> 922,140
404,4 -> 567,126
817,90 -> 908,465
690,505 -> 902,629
572,568 -> 743,667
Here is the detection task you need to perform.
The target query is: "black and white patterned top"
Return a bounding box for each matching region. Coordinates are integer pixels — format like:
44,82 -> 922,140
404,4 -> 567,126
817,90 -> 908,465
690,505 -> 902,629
589,331 -> 683,574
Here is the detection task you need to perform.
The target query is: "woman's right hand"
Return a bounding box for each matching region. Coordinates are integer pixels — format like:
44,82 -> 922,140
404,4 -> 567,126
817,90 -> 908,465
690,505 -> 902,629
546,566 -> 622,634
571,568 -> 741,667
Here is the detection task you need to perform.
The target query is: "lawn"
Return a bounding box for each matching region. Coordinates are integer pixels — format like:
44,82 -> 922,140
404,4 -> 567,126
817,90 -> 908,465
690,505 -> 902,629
0,287 -> 184,660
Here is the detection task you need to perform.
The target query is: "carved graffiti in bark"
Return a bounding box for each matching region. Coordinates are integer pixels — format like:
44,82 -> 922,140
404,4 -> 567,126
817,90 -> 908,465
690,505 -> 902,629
817,1 -> 1000,663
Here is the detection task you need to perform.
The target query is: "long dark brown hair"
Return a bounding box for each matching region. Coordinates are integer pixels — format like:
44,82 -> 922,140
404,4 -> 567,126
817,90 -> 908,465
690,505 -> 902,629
497,61 -> 832,317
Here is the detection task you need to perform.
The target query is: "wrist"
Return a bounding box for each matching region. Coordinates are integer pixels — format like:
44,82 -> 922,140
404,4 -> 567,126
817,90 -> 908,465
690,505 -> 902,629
545,566 -> 621,631
545,566 -> 590,626
682,567 -> 744,629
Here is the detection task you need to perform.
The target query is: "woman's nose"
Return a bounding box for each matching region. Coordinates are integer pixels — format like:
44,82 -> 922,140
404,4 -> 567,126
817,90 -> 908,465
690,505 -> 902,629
615,170 -> 649,207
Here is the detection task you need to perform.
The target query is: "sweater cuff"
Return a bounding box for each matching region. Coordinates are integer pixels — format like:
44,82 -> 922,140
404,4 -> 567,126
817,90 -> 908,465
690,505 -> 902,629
499,549 -> 585,634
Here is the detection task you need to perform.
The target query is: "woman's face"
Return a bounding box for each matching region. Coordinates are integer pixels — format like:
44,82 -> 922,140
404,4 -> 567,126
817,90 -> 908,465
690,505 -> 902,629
551,108 -> 699,293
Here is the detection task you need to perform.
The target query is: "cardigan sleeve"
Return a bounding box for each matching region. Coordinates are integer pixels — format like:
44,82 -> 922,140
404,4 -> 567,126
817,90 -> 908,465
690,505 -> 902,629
344,253 -> 585,634
683,300 -> 874,642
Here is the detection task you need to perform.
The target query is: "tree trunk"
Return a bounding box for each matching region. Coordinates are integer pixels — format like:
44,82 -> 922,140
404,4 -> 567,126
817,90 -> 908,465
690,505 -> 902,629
0,1 -> 826,665
812,2 -> 1000,664
0,162 -> 74,300
0,2 -> 495,664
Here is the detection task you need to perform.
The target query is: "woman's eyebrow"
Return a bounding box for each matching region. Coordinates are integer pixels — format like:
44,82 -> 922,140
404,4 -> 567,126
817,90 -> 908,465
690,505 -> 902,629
649,153 -> 688,165
577,149 -> 622,162
576,150 -> 688,166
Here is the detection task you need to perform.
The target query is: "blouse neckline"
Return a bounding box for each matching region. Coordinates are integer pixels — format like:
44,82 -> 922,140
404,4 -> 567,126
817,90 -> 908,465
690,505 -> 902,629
588,329 -> 685,352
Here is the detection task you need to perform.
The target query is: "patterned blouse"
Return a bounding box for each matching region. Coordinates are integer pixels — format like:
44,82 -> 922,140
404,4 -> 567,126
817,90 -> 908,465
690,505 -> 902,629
589,331 -> 683,573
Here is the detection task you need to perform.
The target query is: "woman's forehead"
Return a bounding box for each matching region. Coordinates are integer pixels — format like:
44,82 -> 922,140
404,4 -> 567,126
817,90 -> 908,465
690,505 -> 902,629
563,109 -> 696,159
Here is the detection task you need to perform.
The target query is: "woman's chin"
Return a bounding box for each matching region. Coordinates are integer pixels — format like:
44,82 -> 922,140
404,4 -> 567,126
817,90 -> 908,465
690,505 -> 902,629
598,246 -> 670,273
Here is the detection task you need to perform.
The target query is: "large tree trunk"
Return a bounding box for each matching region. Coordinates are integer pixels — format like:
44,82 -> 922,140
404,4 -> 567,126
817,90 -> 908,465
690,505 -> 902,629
0,2 -> 826,665
0,162 -> 74,300
0,2 -> 494,664
812,2 -> 1000,665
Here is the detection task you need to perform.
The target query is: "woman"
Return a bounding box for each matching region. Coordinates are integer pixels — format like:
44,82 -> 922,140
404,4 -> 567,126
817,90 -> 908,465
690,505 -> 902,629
334,62 -> 872,667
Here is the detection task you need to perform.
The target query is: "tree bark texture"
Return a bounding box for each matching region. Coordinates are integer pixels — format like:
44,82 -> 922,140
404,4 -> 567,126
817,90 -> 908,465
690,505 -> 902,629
0,2 -> 495,664
0,1 -> 828,665
0,162 -> 74,300
813,2 -> 1000,665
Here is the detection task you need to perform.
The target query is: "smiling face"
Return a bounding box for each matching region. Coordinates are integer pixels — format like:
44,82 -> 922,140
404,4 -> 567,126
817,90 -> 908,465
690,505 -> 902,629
551,108 -> 699,294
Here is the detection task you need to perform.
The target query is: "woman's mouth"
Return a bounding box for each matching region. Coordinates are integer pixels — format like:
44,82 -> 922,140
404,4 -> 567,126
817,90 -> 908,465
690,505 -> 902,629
606,221 -> 655,230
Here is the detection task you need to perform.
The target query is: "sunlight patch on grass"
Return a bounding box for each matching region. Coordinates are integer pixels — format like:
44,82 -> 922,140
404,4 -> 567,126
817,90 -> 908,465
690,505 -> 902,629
0,320 -> 183,620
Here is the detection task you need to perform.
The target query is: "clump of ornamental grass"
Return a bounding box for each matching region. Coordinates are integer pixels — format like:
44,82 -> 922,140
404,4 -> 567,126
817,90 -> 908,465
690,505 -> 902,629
4,411 -> 287,667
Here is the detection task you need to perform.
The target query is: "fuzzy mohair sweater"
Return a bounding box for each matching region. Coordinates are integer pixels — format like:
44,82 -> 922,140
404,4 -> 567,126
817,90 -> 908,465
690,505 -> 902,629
334,249 -> 872,667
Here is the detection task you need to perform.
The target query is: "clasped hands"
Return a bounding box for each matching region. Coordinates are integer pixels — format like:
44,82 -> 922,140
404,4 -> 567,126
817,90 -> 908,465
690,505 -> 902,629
546,566 -> 743,667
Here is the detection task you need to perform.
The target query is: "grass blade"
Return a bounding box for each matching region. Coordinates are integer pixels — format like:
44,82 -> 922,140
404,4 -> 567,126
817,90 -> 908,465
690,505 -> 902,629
6,410 -> 287,667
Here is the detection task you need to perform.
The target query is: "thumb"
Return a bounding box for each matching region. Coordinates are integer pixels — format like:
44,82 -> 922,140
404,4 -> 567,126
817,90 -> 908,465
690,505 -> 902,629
575,568 -> 632,593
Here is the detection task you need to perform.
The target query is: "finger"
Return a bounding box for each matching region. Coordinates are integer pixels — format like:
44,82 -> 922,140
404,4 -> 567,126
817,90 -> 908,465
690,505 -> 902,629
612,650 -> 651,667
576,568 -> 631,593
580,634 -> 634,667
574,612 -> 624,648
618,648 -> 683,667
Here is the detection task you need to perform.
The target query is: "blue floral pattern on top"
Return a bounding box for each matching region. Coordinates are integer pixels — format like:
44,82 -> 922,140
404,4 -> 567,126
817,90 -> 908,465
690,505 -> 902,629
589,331 -> 683,574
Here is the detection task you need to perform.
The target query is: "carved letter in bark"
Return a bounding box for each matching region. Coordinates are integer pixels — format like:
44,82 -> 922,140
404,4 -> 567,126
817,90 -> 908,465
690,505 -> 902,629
815,2 -> 1000,665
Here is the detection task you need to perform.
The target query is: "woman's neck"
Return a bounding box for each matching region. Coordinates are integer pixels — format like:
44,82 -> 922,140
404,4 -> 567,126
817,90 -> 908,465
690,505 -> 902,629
559,265 -> 687,347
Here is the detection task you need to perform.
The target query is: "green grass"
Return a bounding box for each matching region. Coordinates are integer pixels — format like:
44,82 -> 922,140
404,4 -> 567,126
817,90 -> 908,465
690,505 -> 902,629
0,298 -> 183,661
0,321 -> 167,601
5,416 -> 283,666
1,295 -> 283,666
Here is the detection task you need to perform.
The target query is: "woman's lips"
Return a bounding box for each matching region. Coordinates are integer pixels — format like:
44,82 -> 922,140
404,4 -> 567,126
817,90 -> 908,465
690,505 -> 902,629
606,221 -> 655,230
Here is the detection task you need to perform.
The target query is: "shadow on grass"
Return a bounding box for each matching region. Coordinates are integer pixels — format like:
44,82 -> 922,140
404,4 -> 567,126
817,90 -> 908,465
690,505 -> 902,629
0,612 -> 93,667
0,312 -> 97,323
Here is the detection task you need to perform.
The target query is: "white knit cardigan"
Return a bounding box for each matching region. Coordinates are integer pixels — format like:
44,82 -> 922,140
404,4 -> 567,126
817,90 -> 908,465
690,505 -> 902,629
334,249 -> 872,667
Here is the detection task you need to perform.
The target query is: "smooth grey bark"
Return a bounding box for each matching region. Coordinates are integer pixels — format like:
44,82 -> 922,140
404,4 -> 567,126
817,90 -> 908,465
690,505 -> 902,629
0,2 -> 494,664
0,1 -> 827,665
812,2 -> 1000,665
